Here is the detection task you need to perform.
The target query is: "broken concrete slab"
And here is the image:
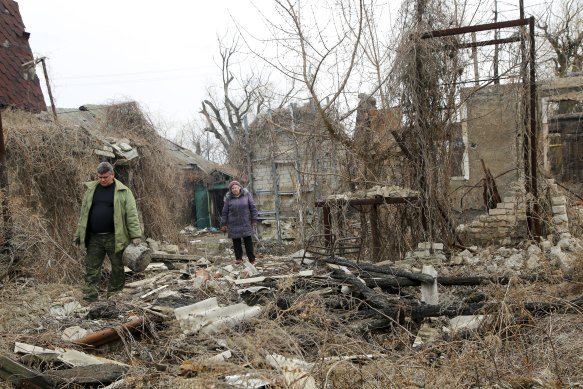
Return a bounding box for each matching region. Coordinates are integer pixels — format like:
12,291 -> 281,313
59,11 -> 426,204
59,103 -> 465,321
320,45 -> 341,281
174,297 -> 263,335
224,373 -> 270,388
265,353 -> 317,389
447,315 -> 486,333
61,326 -> 89,341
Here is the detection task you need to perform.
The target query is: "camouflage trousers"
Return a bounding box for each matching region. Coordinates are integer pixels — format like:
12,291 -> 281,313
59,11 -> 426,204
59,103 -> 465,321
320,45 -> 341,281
83,232 -> 125,301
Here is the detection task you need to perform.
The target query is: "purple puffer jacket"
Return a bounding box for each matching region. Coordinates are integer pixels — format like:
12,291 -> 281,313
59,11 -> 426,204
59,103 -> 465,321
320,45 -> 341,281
220,188 -> 259,239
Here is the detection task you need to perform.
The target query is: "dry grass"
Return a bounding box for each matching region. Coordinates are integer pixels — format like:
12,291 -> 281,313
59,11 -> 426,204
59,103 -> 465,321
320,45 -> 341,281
1,262 -> 583,388
0,105 -> 190,283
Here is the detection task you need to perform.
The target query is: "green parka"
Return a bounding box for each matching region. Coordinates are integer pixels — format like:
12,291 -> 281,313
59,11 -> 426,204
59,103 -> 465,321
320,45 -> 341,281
75,178 -> 142,253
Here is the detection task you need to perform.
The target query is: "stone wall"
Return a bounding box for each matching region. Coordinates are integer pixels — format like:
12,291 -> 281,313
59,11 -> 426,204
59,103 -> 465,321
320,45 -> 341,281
450,84 -> 524,212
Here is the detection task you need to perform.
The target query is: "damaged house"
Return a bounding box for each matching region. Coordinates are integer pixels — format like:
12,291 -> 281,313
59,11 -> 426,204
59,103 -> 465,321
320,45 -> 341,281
448,75 -> 583,245
0,0 -> 45,112
248,102 -> 347,241
55,103 -> 235,231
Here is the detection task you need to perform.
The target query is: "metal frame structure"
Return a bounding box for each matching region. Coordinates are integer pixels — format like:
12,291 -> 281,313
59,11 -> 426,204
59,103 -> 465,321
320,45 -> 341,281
421,16 -> 541,238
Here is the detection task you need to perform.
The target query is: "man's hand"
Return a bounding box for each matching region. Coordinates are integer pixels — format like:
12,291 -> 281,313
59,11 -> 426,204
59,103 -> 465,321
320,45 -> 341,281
132,238 -> 141,246
220,226 -> 227,233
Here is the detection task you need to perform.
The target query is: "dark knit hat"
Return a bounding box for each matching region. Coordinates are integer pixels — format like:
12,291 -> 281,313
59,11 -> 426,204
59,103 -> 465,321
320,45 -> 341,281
229,180 -> 241,190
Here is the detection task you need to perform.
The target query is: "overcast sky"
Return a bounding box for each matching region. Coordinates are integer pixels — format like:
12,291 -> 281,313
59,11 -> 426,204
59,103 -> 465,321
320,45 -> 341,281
17,0 -> 268,136
16,0 -> 543,139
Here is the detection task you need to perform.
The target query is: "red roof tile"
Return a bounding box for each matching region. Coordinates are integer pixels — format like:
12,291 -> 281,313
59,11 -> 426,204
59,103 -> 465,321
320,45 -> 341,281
0,0 -> 46,112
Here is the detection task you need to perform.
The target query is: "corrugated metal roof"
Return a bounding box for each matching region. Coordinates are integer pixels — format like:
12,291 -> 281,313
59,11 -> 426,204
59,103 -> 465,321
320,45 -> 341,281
0,0 -> 46,112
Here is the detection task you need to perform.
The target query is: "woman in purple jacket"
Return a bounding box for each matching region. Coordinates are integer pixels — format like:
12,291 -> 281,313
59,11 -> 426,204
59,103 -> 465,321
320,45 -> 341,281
220,181 -> 259,264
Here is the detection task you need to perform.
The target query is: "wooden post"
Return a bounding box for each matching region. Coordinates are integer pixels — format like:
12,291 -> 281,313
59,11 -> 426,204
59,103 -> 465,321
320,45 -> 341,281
40,57 -> 58,122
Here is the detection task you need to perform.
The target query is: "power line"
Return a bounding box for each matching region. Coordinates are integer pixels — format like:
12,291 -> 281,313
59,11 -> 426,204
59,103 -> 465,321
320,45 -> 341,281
52,65 -> 215,81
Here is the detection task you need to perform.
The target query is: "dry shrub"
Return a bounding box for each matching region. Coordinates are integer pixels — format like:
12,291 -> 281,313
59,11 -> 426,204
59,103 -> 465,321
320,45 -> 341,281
103,102 -> 189,242
2,109 -> 93,282
0,104 -> 190,282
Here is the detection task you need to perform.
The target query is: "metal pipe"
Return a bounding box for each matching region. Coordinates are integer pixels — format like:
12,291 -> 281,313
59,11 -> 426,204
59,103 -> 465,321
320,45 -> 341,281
421,18 -> 529,39
458,37 -> 521,49
529,17 -> 541,238
73,317 -> 149,348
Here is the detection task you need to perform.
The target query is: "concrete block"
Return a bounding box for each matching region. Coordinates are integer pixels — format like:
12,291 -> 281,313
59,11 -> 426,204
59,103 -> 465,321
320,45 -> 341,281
94,149 -> 115,158
417,242 -> 444,251
421,265 -> 438,306
503,197 -> 515,204
489,208 -> 509,216
551,196 -> 567,206
556,224 -> 570,233
491,215 -> 516,224
552,205 -> 567,215
552,214 -> 569,224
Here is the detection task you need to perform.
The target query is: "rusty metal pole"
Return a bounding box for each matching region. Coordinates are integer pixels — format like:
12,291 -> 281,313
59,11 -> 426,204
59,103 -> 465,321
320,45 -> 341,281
529,17 -> 541,238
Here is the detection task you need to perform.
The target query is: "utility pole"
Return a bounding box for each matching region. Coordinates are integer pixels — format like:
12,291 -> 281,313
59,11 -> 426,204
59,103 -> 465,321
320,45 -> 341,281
493,0 -> 500,84
471,32 -> 480,86
22,57 -> 58,121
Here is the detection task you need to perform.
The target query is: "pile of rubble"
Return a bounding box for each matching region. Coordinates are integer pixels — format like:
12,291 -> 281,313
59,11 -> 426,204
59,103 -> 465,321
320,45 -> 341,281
1,234 -> 583,387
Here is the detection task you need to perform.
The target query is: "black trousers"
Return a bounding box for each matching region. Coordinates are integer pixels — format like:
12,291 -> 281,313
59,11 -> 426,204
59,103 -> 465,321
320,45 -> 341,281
233,236 -> 255,260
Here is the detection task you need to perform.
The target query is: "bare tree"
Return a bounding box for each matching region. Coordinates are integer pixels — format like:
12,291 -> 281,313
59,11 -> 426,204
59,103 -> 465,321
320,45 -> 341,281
199,37 -> 268,167
537,0 -> 583,77
199,36 -> 302,173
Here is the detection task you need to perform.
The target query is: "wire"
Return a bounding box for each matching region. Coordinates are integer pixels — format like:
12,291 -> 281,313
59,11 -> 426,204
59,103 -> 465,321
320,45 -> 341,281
53,65 -> 214,81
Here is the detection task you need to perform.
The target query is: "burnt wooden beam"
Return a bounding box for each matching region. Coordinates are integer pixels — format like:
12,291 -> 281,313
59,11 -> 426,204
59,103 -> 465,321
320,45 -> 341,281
363,273 -> 562,290
323,256 -> 435,283
362,296 -> 583,328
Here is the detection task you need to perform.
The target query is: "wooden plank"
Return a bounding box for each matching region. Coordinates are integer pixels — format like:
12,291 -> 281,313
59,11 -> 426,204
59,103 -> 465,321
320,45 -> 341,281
150,253 -> 200,261
0,356 -> 57,388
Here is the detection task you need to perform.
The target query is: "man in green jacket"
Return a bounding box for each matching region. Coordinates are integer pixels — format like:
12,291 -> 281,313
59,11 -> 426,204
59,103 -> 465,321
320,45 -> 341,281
75,162 -> 142,302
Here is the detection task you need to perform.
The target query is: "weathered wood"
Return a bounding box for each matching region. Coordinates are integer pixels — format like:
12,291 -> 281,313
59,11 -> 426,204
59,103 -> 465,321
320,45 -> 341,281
363,274 -> 556,290
330,270 -> 399,310
323,257 -> 435,283
333,267 -> 583,324
0,355 -> 58,388
45,363 -> 128,385
362,296 -> 583,327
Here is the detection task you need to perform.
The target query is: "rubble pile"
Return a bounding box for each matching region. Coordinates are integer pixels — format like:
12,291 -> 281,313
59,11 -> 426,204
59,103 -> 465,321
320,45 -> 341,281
1,233 -> 583,387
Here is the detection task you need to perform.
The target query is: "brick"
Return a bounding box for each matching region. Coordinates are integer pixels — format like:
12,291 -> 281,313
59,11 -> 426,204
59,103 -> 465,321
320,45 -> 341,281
498,202 -> 515,210
489,208 -> 509,216
503,197 -> 515,203
552,214 -> 569,224
552,205 -> 567,215
417,242 -> 444,250
492,215 -> 517,223
551,196 -> 566,206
